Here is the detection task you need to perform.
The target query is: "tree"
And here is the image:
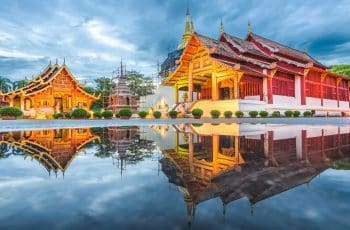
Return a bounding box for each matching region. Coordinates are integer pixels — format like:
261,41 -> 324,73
125,70 -> 155,98
12,79 -> 28,90
0,76 -> 12,93
329,64 -> 350,78
83,86 -> 96,95
93,77 -> 116,109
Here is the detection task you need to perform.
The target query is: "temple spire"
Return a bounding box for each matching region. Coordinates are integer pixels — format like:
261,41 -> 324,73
178,7 -> 194,49
247,20 -> 252,34
190,18 -> 195,33
120,57 -> 124,78
220,17 -> 225,35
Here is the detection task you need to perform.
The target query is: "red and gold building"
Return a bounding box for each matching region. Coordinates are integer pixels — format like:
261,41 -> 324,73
162,12 -> 350,117
0,62 -> 99,119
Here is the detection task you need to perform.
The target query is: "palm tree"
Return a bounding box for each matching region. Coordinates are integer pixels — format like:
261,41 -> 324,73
12,79 -> 28,90
0,76 -> 12,93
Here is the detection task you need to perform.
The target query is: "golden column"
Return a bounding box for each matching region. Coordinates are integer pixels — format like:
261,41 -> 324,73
188,63 -> 194,102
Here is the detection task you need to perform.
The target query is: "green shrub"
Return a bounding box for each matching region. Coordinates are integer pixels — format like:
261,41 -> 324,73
272,111 -> 280,117
65,112 -> 72,119
259,111 -> 268,118
235,111 -> 244,118
191,123 -> 203,127
0,107 -> 23,118
138,111 -> 148,118
102,110 -> 113,119
153,111 -> 162,119
293,111 -> 301,117
72,108 -> 90,119
118,109 -> 132,118
192,108 -> 203,118
224,111 -> 233,118
168,110 -> 178,118
284,110 -> 293,117
303,111 -> 312,117
93,111 -> 102,119
53,113 -> 64,119
115,111 -> 120,118
210,110 -> 221,118
249,111 -> 259,118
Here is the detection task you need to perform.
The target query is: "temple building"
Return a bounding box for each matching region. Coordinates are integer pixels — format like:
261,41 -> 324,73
161,124 -> 350,223
109,60 -> 138,112
0,128 -> 99,175
0,61 -> 99,119
162,17 -> 350,116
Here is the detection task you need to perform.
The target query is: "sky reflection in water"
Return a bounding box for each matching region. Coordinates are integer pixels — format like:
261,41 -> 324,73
0,124 -> 349,230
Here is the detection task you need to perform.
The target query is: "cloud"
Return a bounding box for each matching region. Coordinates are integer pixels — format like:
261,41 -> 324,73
84,19 -> 136,52
0,0 -> 349,81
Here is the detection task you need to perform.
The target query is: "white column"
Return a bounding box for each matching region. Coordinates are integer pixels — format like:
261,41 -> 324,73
263,77 -> 268,102
296,130 -> 303,160
295,75 -> 301,105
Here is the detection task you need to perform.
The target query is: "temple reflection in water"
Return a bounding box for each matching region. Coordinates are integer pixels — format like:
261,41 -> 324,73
160,123 -> 350,224
0,124 -> 349,227
0,128 -> 100,175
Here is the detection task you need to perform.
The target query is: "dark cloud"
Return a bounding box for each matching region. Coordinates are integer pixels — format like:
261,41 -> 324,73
0,0 -> 349,81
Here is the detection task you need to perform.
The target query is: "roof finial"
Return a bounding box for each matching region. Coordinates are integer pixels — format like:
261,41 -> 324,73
220,17 -> 225,34
178,7 -> 193,49
55,58 -> 58,65
248,20 -> 252,34
63,57 -> 66,65
120,57 -> 124,78
49,60 -> 52,66
190,18 -> 195,33
303,45 -> 308,54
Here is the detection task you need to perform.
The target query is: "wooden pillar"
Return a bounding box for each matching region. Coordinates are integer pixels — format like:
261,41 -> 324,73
300,75 -> 306,105
9,96 -> 13,107
189,133 -> 194,173
188,63 -> 193,102
336,78 -> 341,108
20,96 -> 25,111
267,131 -> 274,158
212,135 -> 219,173
211,72 -> 218,100
174,84 -> 179,104
267,77 -> 273,104
302,130 -> 307,161
234,136 -> 239,161
320,74 -> 326,107
233,78 -> 238,99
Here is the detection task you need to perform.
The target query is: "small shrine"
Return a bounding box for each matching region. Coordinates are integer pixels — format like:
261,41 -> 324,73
108,60 -> 138,112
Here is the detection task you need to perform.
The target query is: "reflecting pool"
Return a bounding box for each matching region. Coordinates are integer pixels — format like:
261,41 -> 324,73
0,124 -> 350,229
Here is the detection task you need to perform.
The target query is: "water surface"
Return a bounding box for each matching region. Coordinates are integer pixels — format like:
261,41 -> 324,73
0,124 -> 349,229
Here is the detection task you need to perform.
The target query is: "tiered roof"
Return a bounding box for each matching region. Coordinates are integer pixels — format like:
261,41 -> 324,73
0,63 -> 99,99
164,28 -> 349,85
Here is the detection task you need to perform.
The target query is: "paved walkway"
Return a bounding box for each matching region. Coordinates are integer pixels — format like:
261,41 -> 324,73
0,117 -> 350,132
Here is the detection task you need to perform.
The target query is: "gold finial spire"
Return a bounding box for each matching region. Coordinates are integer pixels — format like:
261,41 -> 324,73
220,17 -> 225,34
190,18 -> 195,33
248,20 -> 252,34
303,45 -> 308,54
178,8 -> 193,49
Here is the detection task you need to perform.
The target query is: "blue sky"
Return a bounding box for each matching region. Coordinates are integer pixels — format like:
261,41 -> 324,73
0,0 -> 349,83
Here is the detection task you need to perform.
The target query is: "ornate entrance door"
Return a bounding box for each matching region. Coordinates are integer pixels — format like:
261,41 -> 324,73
54,98 -> 63,113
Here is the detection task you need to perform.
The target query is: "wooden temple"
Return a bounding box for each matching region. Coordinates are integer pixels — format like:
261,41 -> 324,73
0,128 -> 99,175
0,61 -> 99,119
161,124 -> 350,223
162,13 -> 350,117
